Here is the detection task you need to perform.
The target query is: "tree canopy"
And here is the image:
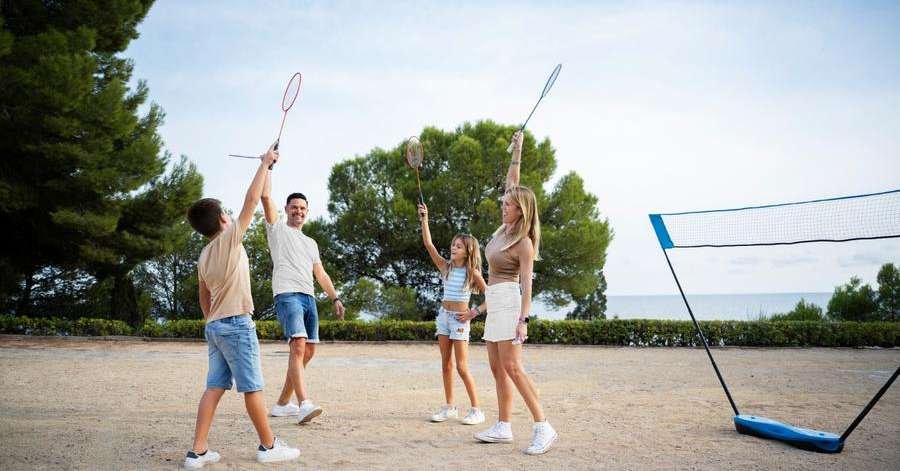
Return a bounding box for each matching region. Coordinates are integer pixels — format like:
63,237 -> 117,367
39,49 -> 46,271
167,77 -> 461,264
312,121 -> 612,320
0,1 -> 202,324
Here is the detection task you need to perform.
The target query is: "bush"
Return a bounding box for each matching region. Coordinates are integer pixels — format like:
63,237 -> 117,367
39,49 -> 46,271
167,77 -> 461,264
769,299 -> 825,321
828,277 -> 879,321
877,263 -> 899,321
0,316 -> 132,336
2,315 -> 897,347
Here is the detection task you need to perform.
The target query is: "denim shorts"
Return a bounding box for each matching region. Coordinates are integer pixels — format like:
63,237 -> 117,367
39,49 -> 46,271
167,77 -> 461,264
435,306 -> 471,341
205,314 -> 264,393
274,292 -> 319,343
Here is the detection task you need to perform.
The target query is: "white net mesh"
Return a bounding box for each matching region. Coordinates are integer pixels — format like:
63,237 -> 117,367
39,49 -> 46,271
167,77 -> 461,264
656,190 -> 900,248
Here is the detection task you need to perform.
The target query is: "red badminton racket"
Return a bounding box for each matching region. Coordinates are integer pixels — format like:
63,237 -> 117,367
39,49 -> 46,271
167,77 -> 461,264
229,72 -> 302,169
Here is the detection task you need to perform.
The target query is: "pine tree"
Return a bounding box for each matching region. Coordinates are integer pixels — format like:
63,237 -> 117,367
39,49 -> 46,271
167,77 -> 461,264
314,121 -> 612,318
0,2 -> 202,324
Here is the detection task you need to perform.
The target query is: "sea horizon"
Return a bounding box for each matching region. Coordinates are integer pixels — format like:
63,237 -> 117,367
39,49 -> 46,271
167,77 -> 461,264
534,291 -> 833,321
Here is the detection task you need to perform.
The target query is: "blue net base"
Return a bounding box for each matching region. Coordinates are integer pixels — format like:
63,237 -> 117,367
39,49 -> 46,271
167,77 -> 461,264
734,414 -> 843,453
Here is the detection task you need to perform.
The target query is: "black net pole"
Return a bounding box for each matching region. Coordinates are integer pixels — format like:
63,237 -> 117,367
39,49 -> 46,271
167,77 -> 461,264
839,366 -> 899,443
662,248 -> 740,416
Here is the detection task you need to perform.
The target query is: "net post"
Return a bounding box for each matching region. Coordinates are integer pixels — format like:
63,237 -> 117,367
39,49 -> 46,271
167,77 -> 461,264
839,366 -> 900,443
662,248 -> 740,416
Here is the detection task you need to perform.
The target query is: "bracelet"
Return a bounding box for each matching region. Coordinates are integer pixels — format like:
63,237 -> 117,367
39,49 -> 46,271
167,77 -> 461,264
510,160 -> 520,165
518,316 -> 530,324
332,298 -> 342,304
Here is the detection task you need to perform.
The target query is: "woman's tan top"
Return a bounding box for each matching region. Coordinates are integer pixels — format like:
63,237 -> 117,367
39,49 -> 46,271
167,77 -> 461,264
485,228 -> 520,284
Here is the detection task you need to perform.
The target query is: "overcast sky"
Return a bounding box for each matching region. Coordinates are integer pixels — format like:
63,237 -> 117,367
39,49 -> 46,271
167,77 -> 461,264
125,1 -> 900,295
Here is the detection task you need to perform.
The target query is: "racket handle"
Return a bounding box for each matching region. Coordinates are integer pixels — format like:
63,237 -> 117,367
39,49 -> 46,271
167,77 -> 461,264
269,140 -> 279,170
506,128 -> 524,154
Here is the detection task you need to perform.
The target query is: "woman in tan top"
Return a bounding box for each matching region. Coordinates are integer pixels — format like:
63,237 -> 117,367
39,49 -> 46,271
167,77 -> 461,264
472,131 -> 557,454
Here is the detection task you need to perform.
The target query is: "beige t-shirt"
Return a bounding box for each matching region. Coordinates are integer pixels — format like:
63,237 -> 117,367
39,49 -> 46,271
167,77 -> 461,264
197,219 -> 254,322
265,215 -> 321,296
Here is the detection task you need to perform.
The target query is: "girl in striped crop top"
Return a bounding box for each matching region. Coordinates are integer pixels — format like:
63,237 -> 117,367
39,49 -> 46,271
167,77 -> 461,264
418,202 -> 487,426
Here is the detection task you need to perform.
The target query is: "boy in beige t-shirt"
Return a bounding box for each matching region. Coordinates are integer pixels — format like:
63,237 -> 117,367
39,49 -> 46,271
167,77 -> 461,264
182,145 -> 299,469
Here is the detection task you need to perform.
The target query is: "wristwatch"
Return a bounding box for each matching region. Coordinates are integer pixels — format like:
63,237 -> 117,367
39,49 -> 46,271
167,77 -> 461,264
332,298 -> 342,304
518,316 -> 530,324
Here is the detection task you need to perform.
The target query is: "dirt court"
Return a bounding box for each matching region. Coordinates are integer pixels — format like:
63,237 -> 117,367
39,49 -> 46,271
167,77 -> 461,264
0,335 -> 897,470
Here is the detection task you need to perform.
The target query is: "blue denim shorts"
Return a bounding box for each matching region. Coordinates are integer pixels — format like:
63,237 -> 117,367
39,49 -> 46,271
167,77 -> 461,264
205,314 -> 264,393
435,306 -> 471,341
274,292 -> 319,343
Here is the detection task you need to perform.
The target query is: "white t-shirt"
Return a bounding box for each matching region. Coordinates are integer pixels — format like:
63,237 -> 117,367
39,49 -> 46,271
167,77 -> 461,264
265,215 -> 322,296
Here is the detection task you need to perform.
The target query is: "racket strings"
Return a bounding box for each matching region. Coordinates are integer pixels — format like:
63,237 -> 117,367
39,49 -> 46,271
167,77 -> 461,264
405,137 -> 424,169
282,73 -> 302,111
541,64 -> 562,98
405,137 -> 426,205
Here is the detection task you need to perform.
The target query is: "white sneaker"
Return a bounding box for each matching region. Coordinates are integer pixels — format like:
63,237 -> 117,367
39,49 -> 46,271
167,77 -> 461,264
474,421 -> 513,443
183,449 -> 220,469
524,421 -> 558,455
297,400 -> 323,424
270,401 -> 300,417
461,407 -> 485,425
430,405 -> 458,422
256,437 -> 300,464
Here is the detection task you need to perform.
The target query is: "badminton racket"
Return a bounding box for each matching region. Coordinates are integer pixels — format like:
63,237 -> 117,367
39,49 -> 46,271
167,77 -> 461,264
405,136 -> 425,205
229,72 -> 302,169
507,63 -> 562,153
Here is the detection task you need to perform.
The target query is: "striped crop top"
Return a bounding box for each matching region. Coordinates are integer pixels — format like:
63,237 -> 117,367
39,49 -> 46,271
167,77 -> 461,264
442,267 -> 471,302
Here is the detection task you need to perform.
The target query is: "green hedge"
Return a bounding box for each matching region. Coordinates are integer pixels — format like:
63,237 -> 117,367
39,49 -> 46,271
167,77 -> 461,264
525,319 -> 899,347
0,316 -> 134,336
1,316 -> 898,347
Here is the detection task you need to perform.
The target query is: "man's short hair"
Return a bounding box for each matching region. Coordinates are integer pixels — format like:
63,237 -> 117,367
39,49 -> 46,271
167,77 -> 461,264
286,193 -> 308,205
187,198 -> 223,237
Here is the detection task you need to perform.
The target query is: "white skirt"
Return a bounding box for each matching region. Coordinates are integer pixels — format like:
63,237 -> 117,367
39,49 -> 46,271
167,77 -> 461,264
483,282 -> 521,342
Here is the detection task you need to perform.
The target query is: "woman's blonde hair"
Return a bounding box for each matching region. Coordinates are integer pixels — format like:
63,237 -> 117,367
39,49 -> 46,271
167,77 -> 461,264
495,185 -> 541,260
446,234 -> 483,294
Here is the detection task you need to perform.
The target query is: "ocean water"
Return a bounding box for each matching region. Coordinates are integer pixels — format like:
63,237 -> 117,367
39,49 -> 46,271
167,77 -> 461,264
534,292 -> 833,321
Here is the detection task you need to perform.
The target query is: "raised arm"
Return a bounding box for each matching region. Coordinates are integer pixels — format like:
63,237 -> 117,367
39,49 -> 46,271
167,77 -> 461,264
505,131 -> 524,192
260,169 -> 278,224
418,203 -> 449,275
237,143 -> 278,234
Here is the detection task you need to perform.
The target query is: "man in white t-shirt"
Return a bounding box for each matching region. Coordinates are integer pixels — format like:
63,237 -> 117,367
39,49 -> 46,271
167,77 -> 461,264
261,172 -> 345,424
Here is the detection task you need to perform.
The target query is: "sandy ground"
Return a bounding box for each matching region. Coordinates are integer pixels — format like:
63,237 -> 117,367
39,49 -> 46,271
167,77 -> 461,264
0,336 -> 897,470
